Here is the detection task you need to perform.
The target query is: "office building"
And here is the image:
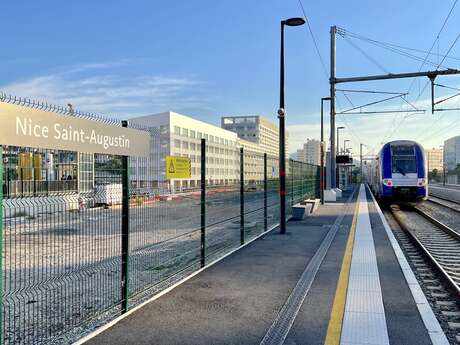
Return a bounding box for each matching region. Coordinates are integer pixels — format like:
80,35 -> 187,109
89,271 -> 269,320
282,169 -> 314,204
130,112 -> 240,191
425,148 -> 443,172
295,139 -> 321,165
221,115 -> 286,157
444,136 -> 460,171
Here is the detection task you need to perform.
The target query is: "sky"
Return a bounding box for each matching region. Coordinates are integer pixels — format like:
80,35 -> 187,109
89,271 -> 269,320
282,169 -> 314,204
1,0 -> 460,156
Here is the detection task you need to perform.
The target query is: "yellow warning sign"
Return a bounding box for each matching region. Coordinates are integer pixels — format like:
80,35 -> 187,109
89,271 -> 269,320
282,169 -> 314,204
166,156 -> 191,179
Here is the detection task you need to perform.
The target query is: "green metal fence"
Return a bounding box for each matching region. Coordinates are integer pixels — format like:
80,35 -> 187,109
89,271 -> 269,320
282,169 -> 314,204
0,96 -> 320,345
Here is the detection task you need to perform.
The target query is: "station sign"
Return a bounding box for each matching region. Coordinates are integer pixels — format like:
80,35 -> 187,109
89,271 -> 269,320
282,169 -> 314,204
0,102 -> 150,157
166,156 -> 191,179
336,155 -> 353,164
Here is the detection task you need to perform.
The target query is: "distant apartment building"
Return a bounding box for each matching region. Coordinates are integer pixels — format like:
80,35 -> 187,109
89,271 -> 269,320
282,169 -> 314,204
444,136 -> 460,171
425,148 -> 443,172
295,139 -> 321,165
221,115 -> 286,157
130,112 -> 240,191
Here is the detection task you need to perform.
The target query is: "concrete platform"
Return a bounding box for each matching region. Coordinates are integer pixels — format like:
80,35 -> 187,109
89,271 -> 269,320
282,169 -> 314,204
78,184 -> 446,345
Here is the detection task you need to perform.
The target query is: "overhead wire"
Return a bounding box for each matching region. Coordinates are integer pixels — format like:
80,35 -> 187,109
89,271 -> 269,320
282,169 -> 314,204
380,0 -> 459,144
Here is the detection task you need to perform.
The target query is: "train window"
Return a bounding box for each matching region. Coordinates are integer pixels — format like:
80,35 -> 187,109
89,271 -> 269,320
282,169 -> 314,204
392,156 -> 417,174
391,145 -> 414,156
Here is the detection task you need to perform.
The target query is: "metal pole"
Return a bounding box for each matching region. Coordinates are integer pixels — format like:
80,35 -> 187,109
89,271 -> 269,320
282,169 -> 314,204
279,21 -> 287,234
360,144 -> 363,183
427,151 -> 430,183
320,99 -> 324,204
264,153 -> 268,231
330,25 -> 337,189
120,120 -> 129,314
240,147 -> 245,245
291,159 -> 294,205
200,138 -> 206,267
0,146 -> 3,345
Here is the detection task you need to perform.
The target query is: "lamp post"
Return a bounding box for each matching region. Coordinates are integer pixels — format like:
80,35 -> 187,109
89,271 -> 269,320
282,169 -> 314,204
336,126 -> 345,187
336,127 -> 345,155
278,17 -> 305,235
343,139 -> 350,154
320,97 -> 331,204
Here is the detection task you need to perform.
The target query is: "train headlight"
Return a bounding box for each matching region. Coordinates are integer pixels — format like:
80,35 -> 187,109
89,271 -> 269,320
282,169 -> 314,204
383,179 -> 393,187
417,178 -> 426,186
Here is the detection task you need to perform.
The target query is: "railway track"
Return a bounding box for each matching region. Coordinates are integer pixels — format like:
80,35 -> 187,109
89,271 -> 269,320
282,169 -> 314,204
427,196 -> 460,214
387,204 -> 460,343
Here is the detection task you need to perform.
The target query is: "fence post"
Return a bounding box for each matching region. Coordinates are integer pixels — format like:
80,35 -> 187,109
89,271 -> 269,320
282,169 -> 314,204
264,153 -> 267,231
200,139 -> 206,267
121,120 -> 130,314
290,160 -> 294,205
240,147 -> 244,245
0,146 -> 3,345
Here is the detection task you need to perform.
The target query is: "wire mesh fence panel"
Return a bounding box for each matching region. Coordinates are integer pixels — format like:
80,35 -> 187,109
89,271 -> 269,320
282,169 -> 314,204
3,147 -> 124,345
127,128 -> 202,301
288,159 -> 320,206
266,155 -> 280,228
243,151 -> 266,241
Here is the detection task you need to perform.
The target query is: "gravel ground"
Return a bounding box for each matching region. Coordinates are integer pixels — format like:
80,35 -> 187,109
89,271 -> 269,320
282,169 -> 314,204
417,200 -> 460,233
3,189 -> 283,345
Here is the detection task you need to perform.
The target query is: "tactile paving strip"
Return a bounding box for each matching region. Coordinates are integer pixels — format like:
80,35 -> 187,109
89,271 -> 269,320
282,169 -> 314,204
259,190 -> 357,345
340,185 -> 389,345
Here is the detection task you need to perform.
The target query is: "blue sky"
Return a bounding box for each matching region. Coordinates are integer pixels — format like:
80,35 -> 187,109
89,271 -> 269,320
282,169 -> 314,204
1,0 -> 460,155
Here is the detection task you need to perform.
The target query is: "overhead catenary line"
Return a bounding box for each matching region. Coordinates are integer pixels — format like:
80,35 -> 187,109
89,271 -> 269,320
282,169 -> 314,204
339,30 -> 460,63
380,0 -> 459,145
297,0 -> 328,78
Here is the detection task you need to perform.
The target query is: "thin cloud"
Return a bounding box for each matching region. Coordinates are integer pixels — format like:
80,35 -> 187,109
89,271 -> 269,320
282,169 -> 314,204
0,60 -> 209,118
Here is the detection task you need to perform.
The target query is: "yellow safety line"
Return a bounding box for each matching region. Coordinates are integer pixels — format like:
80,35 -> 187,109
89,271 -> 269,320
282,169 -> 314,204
324,193 -> 360,345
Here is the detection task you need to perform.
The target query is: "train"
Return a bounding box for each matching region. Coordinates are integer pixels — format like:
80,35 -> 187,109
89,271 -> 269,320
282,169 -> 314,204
364,140 -> 428,202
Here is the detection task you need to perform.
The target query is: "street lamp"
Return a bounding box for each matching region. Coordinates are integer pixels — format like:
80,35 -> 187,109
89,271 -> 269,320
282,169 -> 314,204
336,127 -> 345,155
279,17 -> 305,235
320,97 -> 331,205
343,139 -> 350,154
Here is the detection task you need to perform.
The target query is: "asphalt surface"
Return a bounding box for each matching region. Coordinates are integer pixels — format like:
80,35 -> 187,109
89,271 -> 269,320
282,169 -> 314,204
85,191 -> 354,345
366,187 -> 432,345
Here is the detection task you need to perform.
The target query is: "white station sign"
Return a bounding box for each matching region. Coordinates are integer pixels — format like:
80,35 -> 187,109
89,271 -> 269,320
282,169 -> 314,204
0,102 -> 150,157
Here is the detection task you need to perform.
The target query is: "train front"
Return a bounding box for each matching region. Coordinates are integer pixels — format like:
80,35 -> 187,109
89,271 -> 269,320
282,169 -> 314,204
379,140 -> 427,202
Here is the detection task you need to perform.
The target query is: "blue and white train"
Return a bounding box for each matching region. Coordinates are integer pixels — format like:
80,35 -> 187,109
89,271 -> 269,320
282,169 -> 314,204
365,140 -> 428,202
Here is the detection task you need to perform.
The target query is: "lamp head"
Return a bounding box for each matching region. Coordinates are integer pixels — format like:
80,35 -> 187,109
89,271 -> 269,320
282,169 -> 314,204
283,17 -> 306,27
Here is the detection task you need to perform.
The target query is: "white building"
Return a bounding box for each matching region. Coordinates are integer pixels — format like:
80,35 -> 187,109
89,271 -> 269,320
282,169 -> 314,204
130,112 -> 240,191
444,136 -> 460,171
296,139 -> 320,165
221,115 -> 286,157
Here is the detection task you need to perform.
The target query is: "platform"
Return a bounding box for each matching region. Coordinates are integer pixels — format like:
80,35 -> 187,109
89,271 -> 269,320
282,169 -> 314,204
78,184 -> 447,345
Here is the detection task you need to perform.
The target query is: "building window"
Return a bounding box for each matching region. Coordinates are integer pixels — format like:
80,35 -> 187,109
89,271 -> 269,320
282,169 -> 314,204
190,143 -> 196,151
174,139 -> 181,148
182,128 -> 189,137
160,125 -> 169,135
174,126 -> 181,135
190,130 -> 196,139
182,141 -> 189,149
197,131 -> 202,139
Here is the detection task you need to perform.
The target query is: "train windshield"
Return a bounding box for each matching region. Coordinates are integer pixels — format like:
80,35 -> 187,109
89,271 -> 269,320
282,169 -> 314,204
391,145 -> 417,175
